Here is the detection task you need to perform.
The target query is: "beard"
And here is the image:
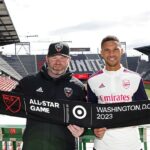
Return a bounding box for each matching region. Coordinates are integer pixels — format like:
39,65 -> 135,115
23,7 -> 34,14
47,66 -> 68,76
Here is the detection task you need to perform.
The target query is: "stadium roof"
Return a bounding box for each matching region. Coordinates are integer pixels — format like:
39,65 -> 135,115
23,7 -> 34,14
0,0 -> 20,46
134,45 -> 150,55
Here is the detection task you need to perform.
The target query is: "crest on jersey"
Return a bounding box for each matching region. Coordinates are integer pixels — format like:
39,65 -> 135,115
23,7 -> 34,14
122,79 -> 130,89
64,87 -> 73,97
55,43 -> 63,52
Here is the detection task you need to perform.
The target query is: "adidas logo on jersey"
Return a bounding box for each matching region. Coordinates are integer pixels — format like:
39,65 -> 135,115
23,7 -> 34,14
36,87 -> 43,92
99,83 -> 105,88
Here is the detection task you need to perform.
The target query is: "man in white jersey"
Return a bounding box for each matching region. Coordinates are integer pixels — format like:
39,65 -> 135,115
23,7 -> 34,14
87,35 -> 148,150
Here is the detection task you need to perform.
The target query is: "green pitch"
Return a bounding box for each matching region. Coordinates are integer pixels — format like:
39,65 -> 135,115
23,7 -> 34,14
144,84 -> 150,98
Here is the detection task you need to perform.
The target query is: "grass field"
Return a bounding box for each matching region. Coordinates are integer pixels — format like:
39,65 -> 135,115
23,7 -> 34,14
144,84 -> 150,98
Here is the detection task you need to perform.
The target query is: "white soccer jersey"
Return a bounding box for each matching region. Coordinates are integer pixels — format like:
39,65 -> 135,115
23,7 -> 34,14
87,66 -> 148,150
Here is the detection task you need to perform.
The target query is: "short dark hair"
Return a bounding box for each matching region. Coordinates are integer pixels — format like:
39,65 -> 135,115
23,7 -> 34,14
101,35 -> 120,48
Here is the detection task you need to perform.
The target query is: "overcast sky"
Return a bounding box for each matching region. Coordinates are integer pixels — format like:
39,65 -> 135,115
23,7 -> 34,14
1,0 -> 150,57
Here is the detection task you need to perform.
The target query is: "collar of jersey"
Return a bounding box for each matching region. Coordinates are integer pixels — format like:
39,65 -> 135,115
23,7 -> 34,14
103,65 -> 124,75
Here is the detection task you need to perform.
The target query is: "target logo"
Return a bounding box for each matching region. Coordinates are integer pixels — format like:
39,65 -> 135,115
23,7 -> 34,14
72,105 -> 87,119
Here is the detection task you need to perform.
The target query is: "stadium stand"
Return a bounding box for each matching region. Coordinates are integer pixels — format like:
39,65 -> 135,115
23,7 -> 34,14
136,60 -> 150,81
134,46 -> 150,81
0,75 -> 17,91
1,55 -> 26,78
121,53 -> 128,68
70,54 -> 103,74
1,55 -> 37,78
0,56 -> 22,80
16,55 -> 37,75
0,54 -> 127,77
0,53 -> 128,79
36,55 -> 46,71
127,56 -> 140,72
84,54 -> 104,73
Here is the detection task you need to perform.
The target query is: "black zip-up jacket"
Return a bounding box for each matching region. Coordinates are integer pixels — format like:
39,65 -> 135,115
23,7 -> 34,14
12,65 -> 86,150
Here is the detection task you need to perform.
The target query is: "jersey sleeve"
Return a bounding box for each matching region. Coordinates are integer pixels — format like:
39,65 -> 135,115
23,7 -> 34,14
132,79 -> 148,101
11,79 -> 24,94
87,83 -> 98,103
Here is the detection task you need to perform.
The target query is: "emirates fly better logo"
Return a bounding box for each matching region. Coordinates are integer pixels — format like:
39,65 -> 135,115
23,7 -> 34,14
72,105 -> 87,119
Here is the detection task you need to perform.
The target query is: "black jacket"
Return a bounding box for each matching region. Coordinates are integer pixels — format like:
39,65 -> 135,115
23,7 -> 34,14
13,65 -> 86,150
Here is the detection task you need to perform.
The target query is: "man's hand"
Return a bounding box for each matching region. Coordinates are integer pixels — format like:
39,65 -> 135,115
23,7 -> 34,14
94,127 -> 107,139
67,124 -> 84,138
